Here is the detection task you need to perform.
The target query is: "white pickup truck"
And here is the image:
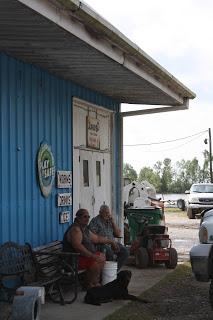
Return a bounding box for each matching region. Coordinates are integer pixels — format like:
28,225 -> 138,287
185,183 -> 213,219
190,208 -> 213,309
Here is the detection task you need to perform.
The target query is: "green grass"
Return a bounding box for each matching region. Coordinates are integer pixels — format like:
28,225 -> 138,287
103,263 -> 191,320
164,208 -> 187,219
164,207 -> 185,214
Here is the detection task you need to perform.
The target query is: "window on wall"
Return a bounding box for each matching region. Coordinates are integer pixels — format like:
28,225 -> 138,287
83,160 -> 89,186
96,161 -> 101,186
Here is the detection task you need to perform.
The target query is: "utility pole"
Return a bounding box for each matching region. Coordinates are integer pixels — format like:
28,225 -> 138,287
209,128 -> 213,183
205,128 -> 213,183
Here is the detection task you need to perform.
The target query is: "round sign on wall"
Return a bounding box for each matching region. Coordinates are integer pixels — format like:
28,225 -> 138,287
37,143 -> 55,198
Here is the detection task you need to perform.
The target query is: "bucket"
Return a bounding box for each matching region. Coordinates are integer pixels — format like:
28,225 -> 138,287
102,261 -> 117,285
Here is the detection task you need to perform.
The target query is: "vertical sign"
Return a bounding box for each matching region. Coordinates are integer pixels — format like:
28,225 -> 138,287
87,116 -> 100,149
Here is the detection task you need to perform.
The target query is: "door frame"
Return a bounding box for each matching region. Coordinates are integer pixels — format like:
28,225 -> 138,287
72,97 -> 115,220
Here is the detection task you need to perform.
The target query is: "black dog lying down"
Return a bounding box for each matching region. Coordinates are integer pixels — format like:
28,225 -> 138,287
84,270 -> 150,306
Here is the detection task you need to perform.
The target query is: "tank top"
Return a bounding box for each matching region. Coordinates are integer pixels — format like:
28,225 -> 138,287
63,222 -> 96,254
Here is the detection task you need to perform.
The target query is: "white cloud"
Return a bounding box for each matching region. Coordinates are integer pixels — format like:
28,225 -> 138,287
85,0 -> 213,173
123,100 -> 212,172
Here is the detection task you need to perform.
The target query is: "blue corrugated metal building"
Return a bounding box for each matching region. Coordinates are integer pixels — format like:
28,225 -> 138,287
0,0 -> 195,247
0,52 -> 119,246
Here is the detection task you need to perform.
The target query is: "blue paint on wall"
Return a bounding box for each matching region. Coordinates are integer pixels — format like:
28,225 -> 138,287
0,52 -> 120,246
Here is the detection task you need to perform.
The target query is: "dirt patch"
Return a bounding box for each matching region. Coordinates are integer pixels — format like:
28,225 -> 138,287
165,210 -> 200,226
104,264 -> 213,320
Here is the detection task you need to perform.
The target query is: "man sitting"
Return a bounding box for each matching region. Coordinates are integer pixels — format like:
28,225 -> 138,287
89,205 -> 129,270
63,208 -> 118,288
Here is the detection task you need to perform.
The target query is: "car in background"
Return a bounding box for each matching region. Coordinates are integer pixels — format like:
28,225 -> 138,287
185,183 -> 213,219
190,208 -> 213,309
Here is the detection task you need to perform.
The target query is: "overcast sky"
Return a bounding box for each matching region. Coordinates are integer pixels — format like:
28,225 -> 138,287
85,0 -> 213,173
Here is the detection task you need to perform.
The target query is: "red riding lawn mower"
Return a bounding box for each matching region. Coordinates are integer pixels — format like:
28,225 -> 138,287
123,180 -> 178,269
129,217 -> 178,269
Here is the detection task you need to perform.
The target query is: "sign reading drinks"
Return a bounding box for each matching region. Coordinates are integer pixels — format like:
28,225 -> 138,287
37,143 -> 55,198
87,116 -> 100,149
57,193 -> 72,206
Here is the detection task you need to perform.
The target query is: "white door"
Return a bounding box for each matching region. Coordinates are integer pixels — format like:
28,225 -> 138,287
72,98 -> 112,219
74,149 -> 110,218
92,151 -> 108,216
79,149 -> 94,215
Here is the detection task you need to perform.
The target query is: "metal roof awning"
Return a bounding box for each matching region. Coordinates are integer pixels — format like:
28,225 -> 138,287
0,0 -> 196,109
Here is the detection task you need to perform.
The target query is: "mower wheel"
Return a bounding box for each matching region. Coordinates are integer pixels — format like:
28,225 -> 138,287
135,247 -> 149,269
165,248 -> 178,269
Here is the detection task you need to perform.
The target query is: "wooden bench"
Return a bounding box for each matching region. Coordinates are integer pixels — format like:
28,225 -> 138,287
0,241 -> 79,305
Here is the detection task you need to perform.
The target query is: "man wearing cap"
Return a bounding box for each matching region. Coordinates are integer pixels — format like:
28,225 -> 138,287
89,205 -> 129,270
63,208 -> 118,288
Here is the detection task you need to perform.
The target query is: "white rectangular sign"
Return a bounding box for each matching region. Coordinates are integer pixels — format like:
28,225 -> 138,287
87,116 -> 100,149
57,193 -> 72,206
59,211 -> 70,224
57,171 -> 72,188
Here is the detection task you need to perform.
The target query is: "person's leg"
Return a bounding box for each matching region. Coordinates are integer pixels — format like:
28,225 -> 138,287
86,261 -> 104,288
78,252 -> 105,288
104,245 -> 114,261
96,244 -> 114,261
116,243 -> 130,270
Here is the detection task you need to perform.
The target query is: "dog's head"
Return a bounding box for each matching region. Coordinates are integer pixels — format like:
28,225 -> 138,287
116,270 -> 132,288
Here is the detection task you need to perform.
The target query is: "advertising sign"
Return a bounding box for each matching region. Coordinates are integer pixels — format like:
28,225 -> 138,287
57,171 -> 72,188
87,116 -> 100,149
57,193 -> 72,206
37,143 -> 55,198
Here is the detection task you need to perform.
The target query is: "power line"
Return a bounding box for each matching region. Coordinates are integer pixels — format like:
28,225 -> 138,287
140,132 -> 206,153
124,129 -> 207,147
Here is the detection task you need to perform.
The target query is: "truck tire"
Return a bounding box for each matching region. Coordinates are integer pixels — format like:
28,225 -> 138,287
135,247 -> 149,269
195,273 -> 209,282
177,199 -> 185,211
187,208 -> 195,219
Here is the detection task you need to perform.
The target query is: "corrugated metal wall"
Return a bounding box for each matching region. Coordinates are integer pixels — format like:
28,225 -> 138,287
0,52 -> 119,247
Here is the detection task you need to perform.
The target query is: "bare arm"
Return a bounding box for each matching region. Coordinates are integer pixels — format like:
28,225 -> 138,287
66,226 -> 95,258
89,230 -> 114,246
90,231 -> 120,252
111,216 -> 121,238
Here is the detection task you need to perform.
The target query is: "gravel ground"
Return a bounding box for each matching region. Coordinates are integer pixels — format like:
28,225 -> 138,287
0,211 -> 209,320
105,210 -> 213,320
156,211 -> 212,319
143,264 -> 213,320
165,211 -> 200,262
105,264 -> 213,320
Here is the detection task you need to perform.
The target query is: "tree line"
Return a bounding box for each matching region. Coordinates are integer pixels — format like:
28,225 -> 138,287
123,150 -> 212,193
